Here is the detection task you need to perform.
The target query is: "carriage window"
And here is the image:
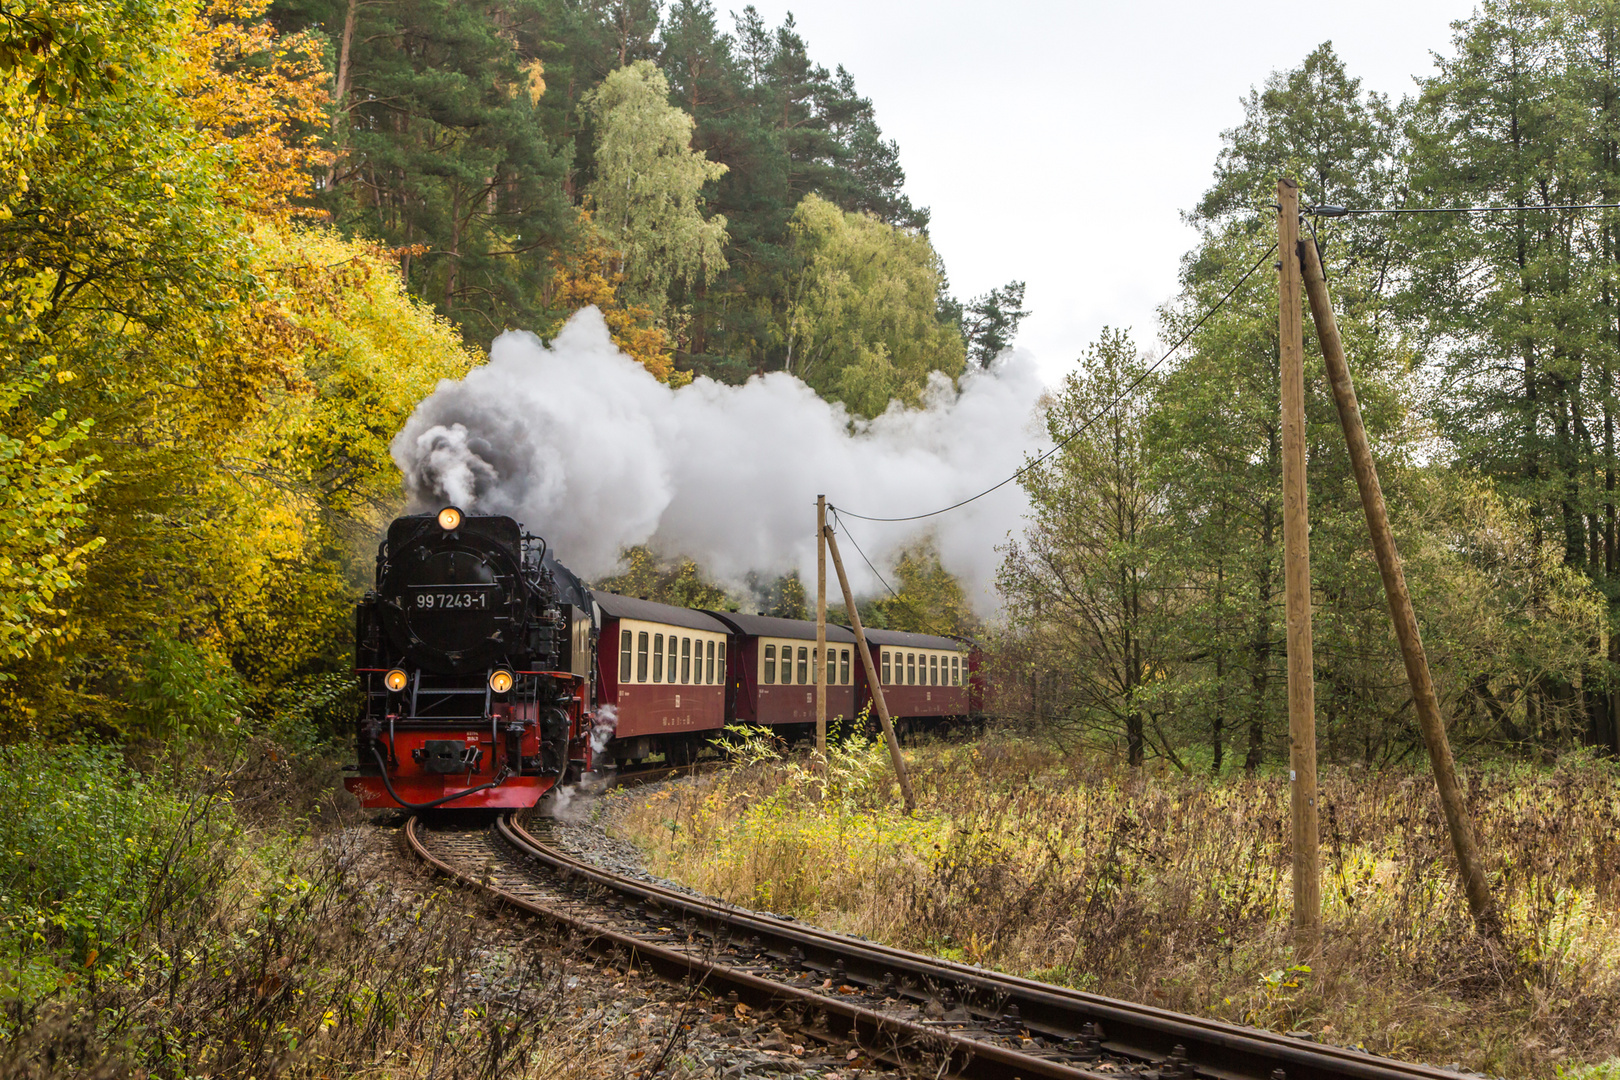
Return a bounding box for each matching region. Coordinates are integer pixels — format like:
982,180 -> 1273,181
620,629 -> 632,682
682,637 -> 692,683
826,649 -> 835,686
637,632 -> 650,682
765,644 -> 777,684
653,634 -> 664,682
907,653 -> 916,685
706,640 -> 716,683
882,651 -> 891,684
931,655 -> 939,685
797,647 -> 808,685
952,656 -> 960,685
840,649 -> 850,685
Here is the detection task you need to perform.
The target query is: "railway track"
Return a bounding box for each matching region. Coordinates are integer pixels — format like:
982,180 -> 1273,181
404,807 -> 1465,1080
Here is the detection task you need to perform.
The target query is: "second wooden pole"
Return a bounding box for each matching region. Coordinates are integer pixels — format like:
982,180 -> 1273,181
1279,178 -> 1322,956
816,495 -> 828,766
824,522 -> 916,813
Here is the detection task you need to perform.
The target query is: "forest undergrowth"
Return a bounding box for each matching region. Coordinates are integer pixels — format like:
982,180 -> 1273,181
611,728 -> 1620,1078
0,742 -> 624,1080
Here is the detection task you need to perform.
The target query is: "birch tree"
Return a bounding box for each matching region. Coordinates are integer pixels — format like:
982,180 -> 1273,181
584,59 -> 729,318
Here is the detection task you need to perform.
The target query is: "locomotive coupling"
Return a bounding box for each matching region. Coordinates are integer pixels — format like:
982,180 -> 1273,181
413,741 -> 483,774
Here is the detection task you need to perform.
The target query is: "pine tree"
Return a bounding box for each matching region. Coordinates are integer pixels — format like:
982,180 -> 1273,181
275,0 -> 576,343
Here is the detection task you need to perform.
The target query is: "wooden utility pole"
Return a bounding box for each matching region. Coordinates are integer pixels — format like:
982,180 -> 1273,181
1298,235 -> 1502,939
1278,178 -> 1321,956
815,495 -> 828,765
824,523 -> 916,813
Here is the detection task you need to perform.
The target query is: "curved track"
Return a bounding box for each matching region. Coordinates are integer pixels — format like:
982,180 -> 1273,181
404,810 -> 1464,1080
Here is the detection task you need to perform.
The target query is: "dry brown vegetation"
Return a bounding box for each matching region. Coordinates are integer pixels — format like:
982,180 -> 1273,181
0,745 -> 667,1080
611,730 -> 1620,1078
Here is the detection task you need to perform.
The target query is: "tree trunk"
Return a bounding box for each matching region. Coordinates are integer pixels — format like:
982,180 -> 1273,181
326,0 -> 359,187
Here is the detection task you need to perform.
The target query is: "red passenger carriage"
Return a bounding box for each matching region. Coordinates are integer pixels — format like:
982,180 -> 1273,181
855,628 -> 971,727
593,592 -> 729,766
707,612 -> 858,732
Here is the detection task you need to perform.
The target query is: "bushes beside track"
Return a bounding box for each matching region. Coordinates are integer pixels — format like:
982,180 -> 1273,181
0,743 -> 234,1005
0,740 -> 624,1079
611,731 -> 1620,1079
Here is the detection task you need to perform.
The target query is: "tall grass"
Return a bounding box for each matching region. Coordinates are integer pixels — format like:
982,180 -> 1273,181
613,730 -> 1620,1077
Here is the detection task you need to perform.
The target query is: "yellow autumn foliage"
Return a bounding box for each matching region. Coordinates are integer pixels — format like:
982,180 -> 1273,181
0,0 -> 477,735
179,0 -> 332,216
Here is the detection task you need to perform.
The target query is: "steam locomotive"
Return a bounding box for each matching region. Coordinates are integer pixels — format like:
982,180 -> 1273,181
345,507 -> 982,811
344,507 -> 596,810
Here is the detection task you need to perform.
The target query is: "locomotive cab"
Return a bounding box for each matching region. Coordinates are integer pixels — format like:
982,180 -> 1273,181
345,507 -> 597,811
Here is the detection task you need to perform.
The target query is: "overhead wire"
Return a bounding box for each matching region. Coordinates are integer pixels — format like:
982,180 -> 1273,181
830,236 -> 1281,525
828,507 -> 901,600
828,195 -> 1620,533
1306,201 -> 1620,216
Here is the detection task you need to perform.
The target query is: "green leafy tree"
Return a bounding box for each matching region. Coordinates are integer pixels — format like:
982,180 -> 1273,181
781,193 -> 964,416
1402,0 -> 1620,748
1000,329 -> 1174,767
1140,42 -> 1418,771
583,58 -> 728,318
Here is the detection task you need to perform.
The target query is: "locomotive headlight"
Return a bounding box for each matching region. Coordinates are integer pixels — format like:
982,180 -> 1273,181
488,669 -> 514,695
384,668 -> 409,693
437,506 -> 463,531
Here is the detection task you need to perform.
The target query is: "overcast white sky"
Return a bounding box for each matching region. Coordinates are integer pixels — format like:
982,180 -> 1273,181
740,0 -> 1476,385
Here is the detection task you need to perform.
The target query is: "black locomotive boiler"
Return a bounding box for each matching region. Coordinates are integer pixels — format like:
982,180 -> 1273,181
345,507 -> 598,810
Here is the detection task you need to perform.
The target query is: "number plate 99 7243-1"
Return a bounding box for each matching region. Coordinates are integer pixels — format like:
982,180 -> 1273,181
412,591 -> 491,610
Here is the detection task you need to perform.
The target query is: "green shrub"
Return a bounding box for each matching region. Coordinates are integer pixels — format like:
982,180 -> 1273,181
0,741 -> 233,1004
125,638 -> 250,739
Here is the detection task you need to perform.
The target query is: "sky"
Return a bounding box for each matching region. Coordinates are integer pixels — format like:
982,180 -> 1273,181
739,0 -> 1476,385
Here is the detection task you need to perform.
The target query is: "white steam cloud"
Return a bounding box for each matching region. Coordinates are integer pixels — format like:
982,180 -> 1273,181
392,307 -> 1048,609
590,704 -> 619,755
